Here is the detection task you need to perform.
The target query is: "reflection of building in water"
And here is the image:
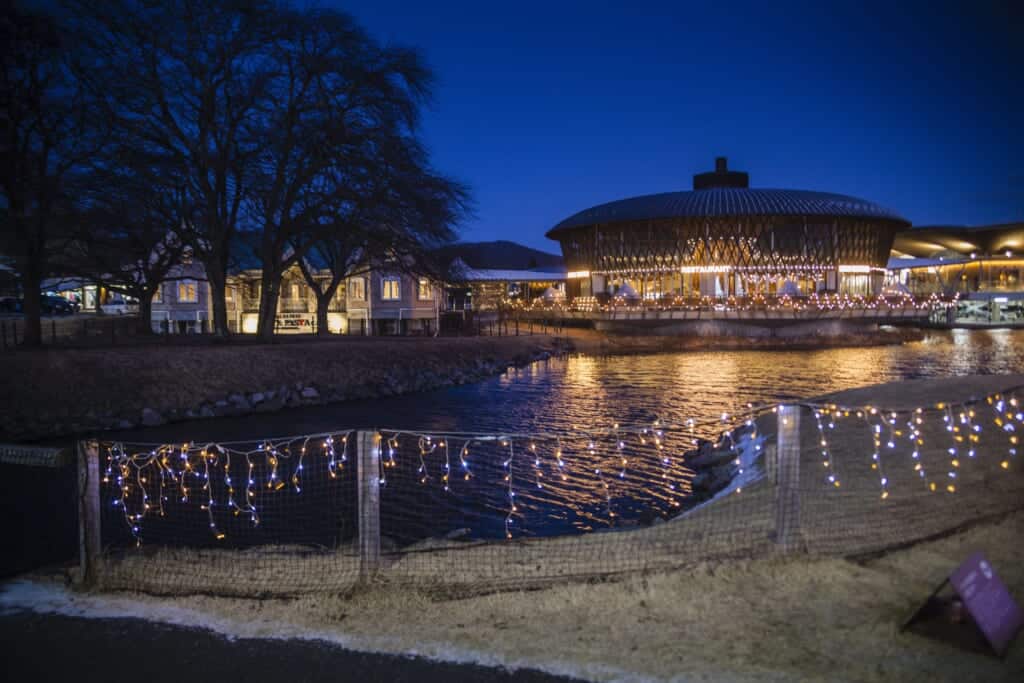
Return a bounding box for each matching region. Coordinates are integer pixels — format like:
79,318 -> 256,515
889,223 -> 1024,324
546,157 -> 909,301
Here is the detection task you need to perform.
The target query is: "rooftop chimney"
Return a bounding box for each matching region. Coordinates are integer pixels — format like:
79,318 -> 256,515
693,156 -> 749,190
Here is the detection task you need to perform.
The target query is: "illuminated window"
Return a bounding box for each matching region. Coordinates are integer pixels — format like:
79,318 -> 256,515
177,280 -> 198,303
349,277 -> 366,301
381,277 -> 401,301
417,278 -> 433,300
152,285 -> 162,304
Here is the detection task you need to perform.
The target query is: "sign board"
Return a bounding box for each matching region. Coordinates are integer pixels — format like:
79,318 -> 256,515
949,552 -> 1023,656
903,551 -> 1023,657
275,312 -> 315,333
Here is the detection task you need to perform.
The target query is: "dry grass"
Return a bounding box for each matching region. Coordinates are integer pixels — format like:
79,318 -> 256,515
15,512 -> 1020,682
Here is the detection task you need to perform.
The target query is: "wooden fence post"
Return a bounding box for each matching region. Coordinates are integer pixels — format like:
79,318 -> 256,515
76,440 -> 101,587
357,430 -> 381,581
773,405 -> 802,554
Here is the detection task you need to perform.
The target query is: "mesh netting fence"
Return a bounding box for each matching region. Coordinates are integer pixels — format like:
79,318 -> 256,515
87,389 -> 1024,597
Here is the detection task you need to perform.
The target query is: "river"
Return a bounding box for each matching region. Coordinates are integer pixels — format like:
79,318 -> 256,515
84,328 -> 1022,547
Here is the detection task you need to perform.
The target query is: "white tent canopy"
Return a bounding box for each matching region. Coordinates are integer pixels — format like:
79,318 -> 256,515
778,280 -> 801,297
614,282 -> 639,298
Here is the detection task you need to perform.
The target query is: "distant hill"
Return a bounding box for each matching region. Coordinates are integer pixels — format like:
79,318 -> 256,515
434,240 -> 564,272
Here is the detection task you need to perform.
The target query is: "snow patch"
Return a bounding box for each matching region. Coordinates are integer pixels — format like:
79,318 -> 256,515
674,430 -> 767,520
0,579 -> 658,683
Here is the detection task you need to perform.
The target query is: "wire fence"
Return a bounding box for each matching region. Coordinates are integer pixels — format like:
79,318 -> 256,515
79,389 -> 1024,597
0,315 -> 145,350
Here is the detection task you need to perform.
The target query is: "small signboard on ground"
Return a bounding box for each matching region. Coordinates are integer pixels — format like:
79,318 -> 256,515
903,551 -> 1023,657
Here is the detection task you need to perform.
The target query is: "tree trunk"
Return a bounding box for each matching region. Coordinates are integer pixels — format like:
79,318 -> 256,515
135,295 -> 154,336
256,270 -> 281,340
314,280 -> 341,335
20,271 -> 43,347
207,269 -> 231,338
315,292 -> 329,335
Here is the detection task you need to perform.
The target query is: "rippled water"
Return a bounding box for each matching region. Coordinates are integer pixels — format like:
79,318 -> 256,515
105,329 -> 1024,543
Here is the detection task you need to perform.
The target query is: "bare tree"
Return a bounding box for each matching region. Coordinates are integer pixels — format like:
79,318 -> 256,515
68,0 -> 278,338
246,6 -> 446,340
296,132 -> 470,336
0,2 -> 103,346
64,164 -> 191,335
296,223 -> 365,336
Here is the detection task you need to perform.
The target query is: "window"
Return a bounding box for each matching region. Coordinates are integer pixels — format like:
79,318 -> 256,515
417,278 -> 433,300
178,280 -> 198,303
289,282 -> 302,299
381,277 -> 401,301
152,285 -> 162,304
349,277 -> 366,301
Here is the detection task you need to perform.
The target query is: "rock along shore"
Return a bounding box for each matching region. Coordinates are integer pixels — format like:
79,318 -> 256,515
0,335 -> 571,443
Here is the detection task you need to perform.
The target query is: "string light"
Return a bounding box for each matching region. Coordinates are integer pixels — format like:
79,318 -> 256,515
99,391 -> 1022,545
814,409 -> 840,488
906,409 -> 930,489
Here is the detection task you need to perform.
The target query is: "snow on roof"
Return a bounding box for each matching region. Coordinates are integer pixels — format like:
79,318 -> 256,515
453,262 -> 567,282
887,256 -> 971,269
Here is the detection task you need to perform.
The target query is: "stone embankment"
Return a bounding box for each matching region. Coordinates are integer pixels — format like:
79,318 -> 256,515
0,335 -> 570,442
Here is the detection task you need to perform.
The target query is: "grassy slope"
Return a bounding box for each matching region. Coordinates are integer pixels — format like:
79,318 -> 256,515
0,335 -> 564,439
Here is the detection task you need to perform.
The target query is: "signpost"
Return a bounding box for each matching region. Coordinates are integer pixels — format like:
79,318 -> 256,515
903,552 -> 1023,657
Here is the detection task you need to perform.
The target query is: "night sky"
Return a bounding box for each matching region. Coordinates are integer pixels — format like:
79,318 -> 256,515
338,0 -> 1021,252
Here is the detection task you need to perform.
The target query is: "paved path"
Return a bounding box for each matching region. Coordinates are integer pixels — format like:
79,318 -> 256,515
0,612 -> 581,683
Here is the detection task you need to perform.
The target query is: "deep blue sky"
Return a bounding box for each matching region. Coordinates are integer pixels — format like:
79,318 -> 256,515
334,0 -> 1023,253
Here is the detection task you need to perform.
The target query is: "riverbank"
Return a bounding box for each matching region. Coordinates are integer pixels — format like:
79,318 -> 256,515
0,323 -> 931,443
0,335 -> 571,442
555,324 -> 922,354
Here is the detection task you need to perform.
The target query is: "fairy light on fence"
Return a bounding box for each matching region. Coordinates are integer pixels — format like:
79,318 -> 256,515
95,391 -> 1024,547
943,405 -> 959,492
441,439 -> 451,492
813,410 -> 839,488
503,438 -> 517,539
458,440 -> 472,480
530,441 -> 542,489
866,413 -> 889,499
905,410 -> 930,489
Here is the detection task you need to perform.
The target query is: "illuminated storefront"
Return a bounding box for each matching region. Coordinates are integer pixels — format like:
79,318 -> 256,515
889,223 -> 1024,324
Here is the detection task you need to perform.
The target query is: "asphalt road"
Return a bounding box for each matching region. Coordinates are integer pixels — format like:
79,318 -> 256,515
0,611 -> 582,683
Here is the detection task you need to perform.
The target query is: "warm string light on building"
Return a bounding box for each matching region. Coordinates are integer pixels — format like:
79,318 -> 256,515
516,291 -> 953,316
101,391 -> 1023,544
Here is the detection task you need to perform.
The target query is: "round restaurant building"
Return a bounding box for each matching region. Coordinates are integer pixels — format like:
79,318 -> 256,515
546,158 -> 910,302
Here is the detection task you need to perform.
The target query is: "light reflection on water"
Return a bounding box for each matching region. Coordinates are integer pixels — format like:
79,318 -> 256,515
107,330 -> 1024,542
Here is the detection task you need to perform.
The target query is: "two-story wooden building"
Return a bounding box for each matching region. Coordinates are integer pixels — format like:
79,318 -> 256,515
345,264 -> 441,335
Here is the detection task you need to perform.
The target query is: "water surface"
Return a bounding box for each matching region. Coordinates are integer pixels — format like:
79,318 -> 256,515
101,329 -> 1024,544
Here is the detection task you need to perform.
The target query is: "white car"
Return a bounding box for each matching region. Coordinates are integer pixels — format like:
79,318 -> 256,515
101,299 -> 139,315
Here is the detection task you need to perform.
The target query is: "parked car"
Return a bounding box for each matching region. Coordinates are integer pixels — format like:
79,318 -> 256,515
101,298 -> 139,315
0,297 -> 21,314
41,294 -> 76,315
